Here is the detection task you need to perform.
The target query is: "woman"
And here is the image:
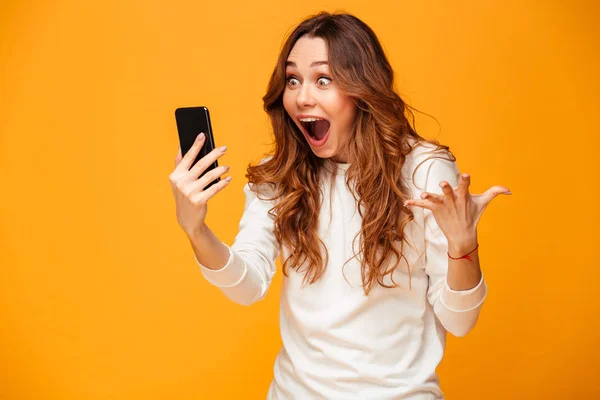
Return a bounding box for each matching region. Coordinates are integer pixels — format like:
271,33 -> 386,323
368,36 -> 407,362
169,12 -> 510,400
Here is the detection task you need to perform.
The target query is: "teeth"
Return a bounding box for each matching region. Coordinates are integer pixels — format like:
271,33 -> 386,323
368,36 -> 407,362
299,117 -> 325,122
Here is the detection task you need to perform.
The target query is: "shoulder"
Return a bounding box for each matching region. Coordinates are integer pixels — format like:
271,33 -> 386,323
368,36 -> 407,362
404,138 -> 452,166
245,155 -> 278,200
403,139 -> 458,192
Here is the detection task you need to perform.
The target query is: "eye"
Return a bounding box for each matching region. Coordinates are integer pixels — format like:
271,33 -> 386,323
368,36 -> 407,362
286,77 -> 300,87
317,76 -> 332,87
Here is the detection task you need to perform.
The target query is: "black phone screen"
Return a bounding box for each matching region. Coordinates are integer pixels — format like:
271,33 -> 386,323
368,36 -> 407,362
175,106 -> 219,188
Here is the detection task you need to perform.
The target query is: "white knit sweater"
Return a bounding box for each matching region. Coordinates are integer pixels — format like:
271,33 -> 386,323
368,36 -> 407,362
196,142 -> 487,399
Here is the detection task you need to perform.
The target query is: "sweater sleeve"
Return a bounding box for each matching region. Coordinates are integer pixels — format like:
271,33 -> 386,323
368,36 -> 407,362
420,155 -> 488,337
195,181 -> 280,306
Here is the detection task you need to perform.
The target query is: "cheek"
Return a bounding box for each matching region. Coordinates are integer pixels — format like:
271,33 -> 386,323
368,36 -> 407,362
333,96 -> 357,131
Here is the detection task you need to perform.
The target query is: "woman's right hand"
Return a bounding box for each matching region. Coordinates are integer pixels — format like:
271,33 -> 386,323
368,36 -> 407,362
169,133 -> 231,238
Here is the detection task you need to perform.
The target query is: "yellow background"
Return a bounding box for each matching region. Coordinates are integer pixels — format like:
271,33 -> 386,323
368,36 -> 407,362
1,0 -> 598,399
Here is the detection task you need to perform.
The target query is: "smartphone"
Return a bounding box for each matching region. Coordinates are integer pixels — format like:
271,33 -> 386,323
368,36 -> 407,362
175,106 -> 219,189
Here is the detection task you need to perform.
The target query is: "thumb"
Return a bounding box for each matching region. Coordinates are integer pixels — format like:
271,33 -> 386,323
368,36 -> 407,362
480,185 -> 512,206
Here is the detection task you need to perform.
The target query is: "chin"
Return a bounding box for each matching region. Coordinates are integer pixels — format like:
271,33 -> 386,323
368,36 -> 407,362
311,145 -> 338,159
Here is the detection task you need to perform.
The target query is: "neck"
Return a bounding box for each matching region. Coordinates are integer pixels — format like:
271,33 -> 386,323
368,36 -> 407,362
330,157 -> 349,164
331,150 -> 351,164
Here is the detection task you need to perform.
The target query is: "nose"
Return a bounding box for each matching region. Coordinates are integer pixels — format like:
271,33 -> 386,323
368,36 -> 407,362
296,83 -> 317,108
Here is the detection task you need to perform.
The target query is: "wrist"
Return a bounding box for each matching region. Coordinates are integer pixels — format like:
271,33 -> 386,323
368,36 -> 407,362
447,236 -> 478,256
186,223 -> 209,242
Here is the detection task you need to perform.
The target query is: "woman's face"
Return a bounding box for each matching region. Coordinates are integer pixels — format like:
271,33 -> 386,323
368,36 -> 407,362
283,36 -> 357,163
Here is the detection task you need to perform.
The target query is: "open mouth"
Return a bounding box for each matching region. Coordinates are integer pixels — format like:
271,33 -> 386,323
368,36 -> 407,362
299,118 -> 331,142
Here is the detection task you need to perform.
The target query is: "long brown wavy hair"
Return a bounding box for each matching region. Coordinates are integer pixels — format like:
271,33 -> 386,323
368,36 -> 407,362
246,12 -> 454,295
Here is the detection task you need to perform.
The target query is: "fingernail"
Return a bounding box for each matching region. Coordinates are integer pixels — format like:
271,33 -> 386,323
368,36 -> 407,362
197,133 -> 205,141
225,176 -> 232,182
507,191 -> 512,195
220,146 -> 227,152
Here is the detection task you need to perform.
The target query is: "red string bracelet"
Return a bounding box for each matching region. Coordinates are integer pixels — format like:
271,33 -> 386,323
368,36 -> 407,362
448,244 -> 479,261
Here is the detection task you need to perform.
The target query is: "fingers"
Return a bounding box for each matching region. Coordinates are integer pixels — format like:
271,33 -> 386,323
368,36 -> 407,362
187,145 -> 228,182
192,175 -> 233,203
175,133 -> 206,172
457,174 -> 470,197
405,179 -> 456,210
174,146 -> 182,168
188,165 -> 231,194
404,198 -> 437,211
420,191 -> 444,204
439,181 -> 454,198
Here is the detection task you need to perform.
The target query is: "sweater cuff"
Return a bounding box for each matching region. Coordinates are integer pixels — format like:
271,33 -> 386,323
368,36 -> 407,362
195,243 -> 247,288
440,273 -> 487,312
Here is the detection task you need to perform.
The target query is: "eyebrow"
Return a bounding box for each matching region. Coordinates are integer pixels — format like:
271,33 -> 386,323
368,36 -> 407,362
285,61 -> 329,68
